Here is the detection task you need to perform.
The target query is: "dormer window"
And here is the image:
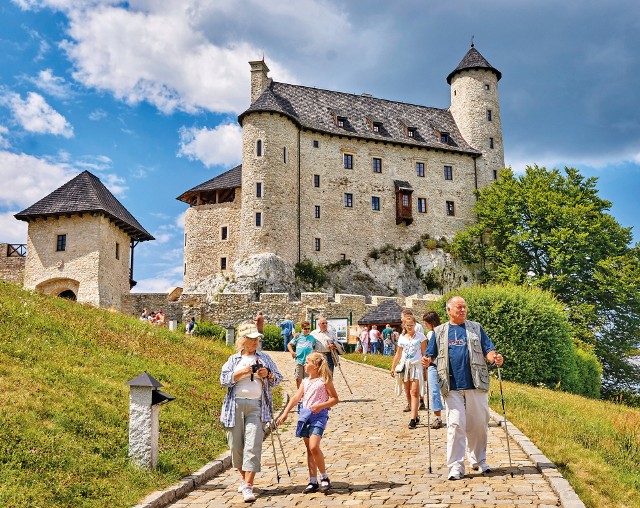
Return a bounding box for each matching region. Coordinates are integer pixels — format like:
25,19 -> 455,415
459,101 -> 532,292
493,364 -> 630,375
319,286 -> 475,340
440,133 -> 449,143
336,116 -> 346,128
373,122 -> 382,133
407,128 -> 416,138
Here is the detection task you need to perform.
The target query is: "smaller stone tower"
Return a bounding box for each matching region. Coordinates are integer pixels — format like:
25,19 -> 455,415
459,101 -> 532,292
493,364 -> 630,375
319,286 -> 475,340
14,171 -> 154,309
448,43 -> 504,189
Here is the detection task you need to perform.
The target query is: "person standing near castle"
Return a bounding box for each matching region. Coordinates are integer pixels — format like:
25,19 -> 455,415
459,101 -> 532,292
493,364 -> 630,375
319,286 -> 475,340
279,314 -> 295,352
288,321 -> 317,388
310,316 -> 341,373
255,311 -> 264,334
422,296 -> 504,480
369,324 -> 381,354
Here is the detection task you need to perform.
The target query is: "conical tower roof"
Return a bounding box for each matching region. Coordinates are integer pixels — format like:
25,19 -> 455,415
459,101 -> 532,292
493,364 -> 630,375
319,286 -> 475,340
447,44 -> 502,84
15,170 -> 154,242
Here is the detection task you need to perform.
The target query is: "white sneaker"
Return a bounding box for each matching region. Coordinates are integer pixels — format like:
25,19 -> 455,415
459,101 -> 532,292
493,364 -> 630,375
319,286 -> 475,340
241,484 -> 256,502
448,470 -> 463,480
472,462 -> 493,473
237,480 -> 246,493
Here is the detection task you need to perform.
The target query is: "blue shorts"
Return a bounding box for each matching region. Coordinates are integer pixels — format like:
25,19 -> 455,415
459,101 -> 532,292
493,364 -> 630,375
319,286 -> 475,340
298,422 -> 325,438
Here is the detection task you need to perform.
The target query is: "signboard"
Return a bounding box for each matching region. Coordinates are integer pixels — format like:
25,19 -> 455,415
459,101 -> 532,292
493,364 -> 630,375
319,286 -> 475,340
326,318 -> 349,344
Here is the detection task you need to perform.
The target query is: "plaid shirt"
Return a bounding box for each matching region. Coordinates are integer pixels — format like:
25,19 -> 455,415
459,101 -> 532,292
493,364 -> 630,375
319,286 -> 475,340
219,350 -> 282,428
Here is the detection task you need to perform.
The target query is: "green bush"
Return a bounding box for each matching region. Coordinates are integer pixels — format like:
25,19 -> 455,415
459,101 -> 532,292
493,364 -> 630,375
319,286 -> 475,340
430,284 -> 601,397
294,259 -> 328,290
177,320 -> 226,341
574,345 -> 602,399
261,324 -> 283,351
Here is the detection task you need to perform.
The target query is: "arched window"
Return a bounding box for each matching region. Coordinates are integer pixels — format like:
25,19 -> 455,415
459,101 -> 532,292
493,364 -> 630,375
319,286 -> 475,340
58,290 -> 77,301
256,140 -> 262,156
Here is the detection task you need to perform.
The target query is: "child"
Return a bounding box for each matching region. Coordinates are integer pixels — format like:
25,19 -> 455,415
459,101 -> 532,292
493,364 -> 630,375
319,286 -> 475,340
287,321 -> 316,388
422,311 -> 445,429
278,352 -> 339,493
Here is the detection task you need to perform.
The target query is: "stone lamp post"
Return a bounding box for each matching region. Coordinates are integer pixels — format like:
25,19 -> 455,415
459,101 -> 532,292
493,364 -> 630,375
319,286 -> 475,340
126,372 -> 175,469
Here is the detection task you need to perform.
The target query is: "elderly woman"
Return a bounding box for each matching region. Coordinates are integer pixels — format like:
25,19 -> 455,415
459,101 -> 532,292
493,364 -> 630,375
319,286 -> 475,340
220,321 -> 282,502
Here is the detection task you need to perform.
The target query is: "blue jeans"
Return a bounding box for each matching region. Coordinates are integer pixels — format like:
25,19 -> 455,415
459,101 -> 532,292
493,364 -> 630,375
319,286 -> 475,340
283,334 -> 292,352
370,342 -> 379,354
325,352 -> 335,373
427,365 -> 444,411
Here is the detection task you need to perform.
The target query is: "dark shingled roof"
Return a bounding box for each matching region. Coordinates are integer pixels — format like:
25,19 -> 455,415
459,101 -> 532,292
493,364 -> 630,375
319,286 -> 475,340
358,299 -> 405,326
15,170 -> 154,242
239,82 -> 480,156
447,45 -> 502,84
176,164 -> 242,203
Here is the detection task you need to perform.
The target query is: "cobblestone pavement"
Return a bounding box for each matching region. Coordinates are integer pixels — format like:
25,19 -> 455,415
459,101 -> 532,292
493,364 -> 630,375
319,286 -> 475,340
169,352 -> 560,507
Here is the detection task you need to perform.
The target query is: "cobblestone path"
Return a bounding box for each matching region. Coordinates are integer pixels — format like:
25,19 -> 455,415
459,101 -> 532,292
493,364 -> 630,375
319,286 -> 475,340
169,352 -> 561,507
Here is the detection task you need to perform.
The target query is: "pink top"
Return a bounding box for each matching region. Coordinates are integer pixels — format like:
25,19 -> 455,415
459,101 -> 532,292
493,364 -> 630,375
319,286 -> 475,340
302,377 -> 329,409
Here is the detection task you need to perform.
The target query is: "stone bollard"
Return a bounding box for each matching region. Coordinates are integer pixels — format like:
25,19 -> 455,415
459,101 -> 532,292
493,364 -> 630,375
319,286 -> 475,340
169,318 -> 177,331
225,327 -> 235,347
126,372 -> 175,469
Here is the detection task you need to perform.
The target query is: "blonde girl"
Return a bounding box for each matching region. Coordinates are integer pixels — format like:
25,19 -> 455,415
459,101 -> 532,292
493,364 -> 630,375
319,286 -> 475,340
278,352 -> 339,493
390,315 -> 427,429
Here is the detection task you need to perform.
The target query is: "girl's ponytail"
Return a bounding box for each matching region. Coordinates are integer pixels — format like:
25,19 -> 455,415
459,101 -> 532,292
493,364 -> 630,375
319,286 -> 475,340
307,352 -> 333,383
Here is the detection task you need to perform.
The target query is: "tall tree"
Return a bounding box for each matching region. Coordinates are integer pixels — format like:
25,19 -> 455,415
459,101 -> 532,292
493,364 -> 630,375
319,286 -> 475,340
452,165 -> 640,393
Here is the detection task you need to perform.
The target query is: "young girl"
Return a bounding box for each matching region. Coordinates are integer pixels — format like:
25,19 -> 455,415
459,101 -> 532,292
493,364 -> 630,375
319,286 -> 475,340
278,352 -> 339,493
390,315 -> 427,429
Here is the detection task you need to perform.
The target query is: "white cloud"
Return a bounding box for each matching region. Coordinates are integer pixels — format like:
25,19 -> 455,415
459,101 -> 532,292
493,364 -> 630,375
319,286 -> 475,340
0,126 -> 10,148
175,210 -> 186,228
0,151 -> 77,208
178,123 -> 241,168
131,275 -> 182,293
0,211 -> 28,243
31,69 -> 73,99
88,108 -> 107,121
8,92 -> 73,137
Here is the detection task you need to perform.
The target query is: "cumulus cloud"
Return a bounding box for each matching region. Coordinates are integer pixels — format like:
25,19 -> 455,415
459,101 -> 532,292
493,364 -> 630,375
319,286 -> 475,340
30,69 -> 73,99
0,211 -> 28,243
131,274 -> 183,293
178,123 -> 242,168
8,92 -> 73,137
0,126 -> 10,148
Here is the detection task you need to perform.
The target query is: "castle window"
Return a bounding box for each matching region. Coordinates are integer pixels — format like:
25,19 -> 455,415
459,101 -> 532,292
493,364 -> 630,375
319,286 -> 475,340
340,253 -> 346,261
441,133 -> 449,143
313,174 -> 320,187
485,83 -> 490,91
336,116 -> 346,128
493,169 -> 498,180
283,147 -> 287,163
489,137 -> 494,149
402,194 -> 409,207
184,263 -> 187,275
407,127 -> 416,138
417,198 -> 427,213
255,212 -> 262,227
56,234 -> 66,252
372,158 -> 382,173
416,162 -> 425,177
184,233 -> 187,246
344,193 -> 353,208
446,201 -> 455,216
314,205 -> 320,219
371,196 -> 380,211
373,122 -> 382,133
256,140 -> 262,156
313,140 -> 319,148
444,165 -> 453,180
314,238 -> 321,251
220,257 -> 227,270
487,110 -> 492,121
115,242 -> 120,260
221,226 -> 228,240
256,182 -> 262,198
344,153 -> 353,169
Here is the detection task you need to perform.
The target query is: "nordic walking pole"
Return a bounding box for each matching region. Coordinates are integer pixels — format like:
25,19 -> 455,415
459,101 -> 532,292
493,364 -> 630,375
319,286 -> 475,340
496,365 -> 514,477
331,349 -> 353,394
425,377 -> 433,474
271,421 -> 291,477
268,422 -> 282,482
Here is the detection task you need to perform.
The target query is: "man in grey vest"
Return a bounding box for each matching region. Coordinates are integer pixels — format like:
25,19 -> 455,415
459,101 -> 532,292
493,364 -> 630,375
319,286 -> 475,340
422,296 -> 504,480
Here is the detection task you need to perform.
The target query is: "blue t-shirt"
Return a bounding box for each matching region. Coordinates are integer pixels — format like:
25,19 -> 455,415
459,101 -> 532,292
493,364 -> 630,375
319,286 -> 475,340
279,319 -> 294,336
289,333 -> 316,365
426,323 -> 495,390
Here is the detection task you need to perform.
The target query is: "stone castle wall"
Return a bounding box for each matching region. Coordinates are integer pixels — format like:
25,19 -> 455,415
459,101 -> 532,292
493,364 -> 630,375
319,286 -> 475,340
0,243 -> 25,285
121,293 -> 184,322
183,196 -> 241,290
23,214 -> 130,309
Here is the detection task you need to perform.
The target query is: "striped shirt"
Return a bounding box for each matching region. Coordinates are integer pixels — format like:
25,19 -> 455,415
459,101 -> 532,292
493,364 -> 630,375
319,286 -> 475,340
219,350 -> 282,428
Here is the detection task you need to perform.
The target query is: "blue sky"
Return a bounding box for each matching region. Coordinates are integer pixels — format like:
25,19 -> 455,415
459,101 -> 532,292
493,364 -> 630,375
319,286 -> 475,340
1,0 -> 639,292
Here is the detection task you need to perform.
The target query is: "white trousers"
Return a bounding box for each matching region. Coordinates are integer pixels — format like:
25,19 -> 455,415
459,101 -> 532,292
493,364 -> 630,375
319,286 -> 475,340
444,389 -> 490,474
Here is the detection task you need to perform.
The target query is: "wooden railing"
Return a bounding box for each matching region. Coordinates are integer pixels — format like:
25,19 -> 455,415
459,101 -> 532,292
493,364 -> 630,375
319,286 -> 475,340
7,244 -> 26,257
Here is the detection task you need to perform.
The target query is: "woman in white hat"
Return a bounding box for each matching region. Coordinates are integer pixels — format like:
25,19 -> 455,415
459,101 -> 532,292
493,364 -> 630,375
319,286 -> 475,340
220,321 -> 282,502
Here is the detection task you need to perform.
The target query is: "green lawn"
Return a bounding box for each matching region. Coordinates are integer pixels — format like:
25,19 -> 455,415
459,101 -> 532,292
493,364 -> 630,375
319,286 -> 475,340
343,353 -> 640,508
0,282 -> 280,508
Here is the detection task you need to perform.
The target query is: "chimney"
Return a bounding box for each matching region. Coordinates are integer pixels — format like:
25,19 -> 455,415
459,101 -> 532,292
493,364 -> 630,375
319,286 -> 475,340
249,59 -> 270,104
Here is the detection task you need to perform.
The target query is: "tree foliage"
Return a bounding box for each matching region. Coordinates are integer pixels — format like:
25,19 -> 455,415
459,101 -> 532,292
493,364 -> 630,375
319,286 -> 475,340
430,284 -> 601,397
452,166 -> 640,393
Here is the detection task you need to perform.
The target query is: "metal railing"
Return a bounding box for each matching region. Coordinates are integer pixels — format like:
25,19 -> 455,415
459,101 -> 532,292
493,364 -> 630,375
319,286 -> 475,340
7,244 -> 26,257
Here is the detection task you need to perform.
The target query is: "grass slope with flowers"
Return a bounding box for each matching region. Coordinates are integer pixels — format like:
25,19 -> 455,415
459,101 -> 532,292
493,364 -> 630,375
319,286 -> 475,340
0,282 -> 275,508
343,354 -> 640,508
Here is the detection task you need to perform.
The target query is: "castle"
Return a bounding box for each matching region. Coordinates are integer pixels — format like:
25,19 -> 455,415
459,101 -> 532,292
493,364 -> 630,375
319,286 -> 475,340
178,44 -> 504,295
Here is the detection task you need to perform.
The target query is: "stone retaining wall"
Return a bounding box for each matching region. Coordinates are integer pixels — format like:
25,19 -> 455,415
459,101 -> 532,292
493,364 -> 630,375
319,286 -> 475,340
0,243 -> 25,285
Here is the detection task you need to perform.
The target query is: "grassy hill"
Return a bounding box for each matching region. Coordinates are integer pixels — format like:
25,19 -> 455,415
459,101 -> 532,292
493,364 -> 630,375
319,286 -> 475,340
0,282 -> 242,508
344,353 -> 640,508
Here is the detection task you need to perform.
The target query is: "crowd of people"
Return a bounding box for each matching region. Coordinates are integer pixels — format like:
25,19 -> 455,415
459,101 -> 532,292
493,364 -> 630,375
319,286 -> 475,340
139,307 -> 167,326
220,296 -> 504,502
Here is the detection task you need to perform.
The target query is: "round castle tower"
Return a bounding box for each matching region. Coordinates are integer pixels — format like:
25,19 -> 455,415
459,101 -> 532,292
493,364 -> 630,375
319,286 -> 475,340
448,43 -> 504,190
237,60 -> 300,266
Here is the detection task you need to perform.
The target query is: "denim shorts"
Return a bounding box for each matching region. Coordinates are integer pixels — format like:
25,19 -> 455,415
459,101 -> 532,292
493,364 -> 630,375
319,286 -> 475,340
297,422 -> 325,438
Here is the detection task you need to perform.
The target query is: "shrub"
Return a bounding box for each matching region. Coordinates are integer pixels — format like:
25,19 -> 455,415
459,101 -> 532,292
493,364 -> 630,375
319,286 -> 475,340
261,324 -> 282,351
294,259 -> 328,290
574,345 -> 603,399
429,284 -> 601,397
